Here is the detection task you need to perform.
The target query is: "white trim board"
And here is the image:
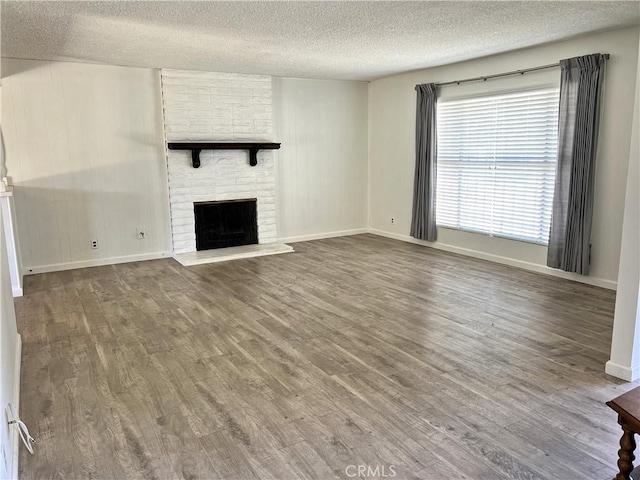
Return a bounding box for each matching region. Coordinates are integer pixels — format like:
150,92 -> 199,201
1,191 -> 23,298
10,334 -> 22,480
23,251 -> 172,275
368,228 -> 617,291
605,360 -> 640,382
279,228 -> 368,244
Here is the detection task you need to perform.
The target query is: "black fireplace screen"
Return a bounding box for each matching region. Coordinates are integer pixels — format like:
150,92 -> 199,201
194,199 -> 258,251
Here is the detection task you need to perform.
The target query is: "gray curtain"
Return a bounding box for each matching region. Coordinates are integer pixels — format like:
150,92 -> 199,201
547,54 -> 607,275
410,83 -> 438,241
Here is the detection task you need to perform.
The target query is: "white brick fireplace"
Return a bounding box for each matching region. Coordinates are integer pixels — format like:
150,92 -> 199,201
161,70 -> 280,258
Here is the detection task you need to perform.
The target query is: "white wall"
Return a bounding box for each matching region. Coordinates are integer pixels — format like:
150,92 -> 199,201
273,78 -> 368,242
0,84 -> 24,297
607,33 -> 640,381
1,59 -> 171,274
0,206 -> 20,479
369,26 -> 640,289
1,60 -> 370,270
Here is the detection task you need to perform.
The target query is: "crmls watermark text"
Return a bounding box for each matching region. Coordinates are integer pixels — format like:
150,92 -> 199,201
344,465 -> 397,478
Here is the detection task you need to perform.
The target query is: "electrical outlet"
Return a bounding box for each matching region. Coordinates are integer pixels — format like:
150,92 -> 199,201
136,227 -> 146,240
91,239 -> 99,249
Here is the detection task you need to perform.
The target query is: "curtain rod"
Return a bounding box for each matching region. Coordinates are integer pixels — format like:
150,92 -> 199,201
434,54 -> 609,87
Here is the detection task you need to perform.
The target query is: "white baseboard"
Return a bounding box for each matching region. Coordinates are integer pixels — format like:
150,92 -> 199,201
279,228 -> 368,244
11,286 -> 22,298
368,228 -> 617,291
23,251 -> 172,275
605,360 -> 640,381
10,334 -> 22,480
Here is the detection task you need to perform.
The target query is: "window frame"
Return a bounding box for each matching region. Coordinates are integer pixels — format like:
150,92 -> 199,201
435,85 -> 561,246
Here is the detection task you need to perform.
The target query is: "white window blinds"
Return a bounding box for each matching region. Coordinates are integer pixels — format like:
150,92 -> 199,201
436,88 -> 560,244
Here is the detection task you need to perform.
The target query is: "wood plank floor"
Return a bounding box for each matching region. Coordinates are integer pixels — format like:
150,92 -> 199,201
15,234 -> 635,479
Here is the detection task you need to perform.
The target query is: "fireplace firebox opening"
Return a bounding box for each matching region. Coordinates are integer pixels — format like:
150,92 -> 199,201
194,199 -> 258,251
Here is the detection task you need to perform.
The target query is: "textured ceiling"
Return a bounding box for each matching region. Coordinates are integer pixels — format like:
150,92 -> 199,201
1,1 -> 639,81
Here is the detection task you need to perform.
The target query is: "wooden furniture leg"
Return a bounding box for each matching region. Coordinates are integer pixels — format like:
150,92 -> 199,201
616,424 -> 636,480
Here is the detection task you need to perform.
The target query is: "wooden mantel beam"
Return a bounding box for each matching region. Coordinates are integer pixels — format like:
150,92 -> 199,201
167,142 -> 281,168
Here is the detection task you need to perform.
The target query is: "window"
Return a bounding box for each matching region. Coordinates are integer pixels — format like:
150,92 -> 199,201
436,88 -> 560,244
